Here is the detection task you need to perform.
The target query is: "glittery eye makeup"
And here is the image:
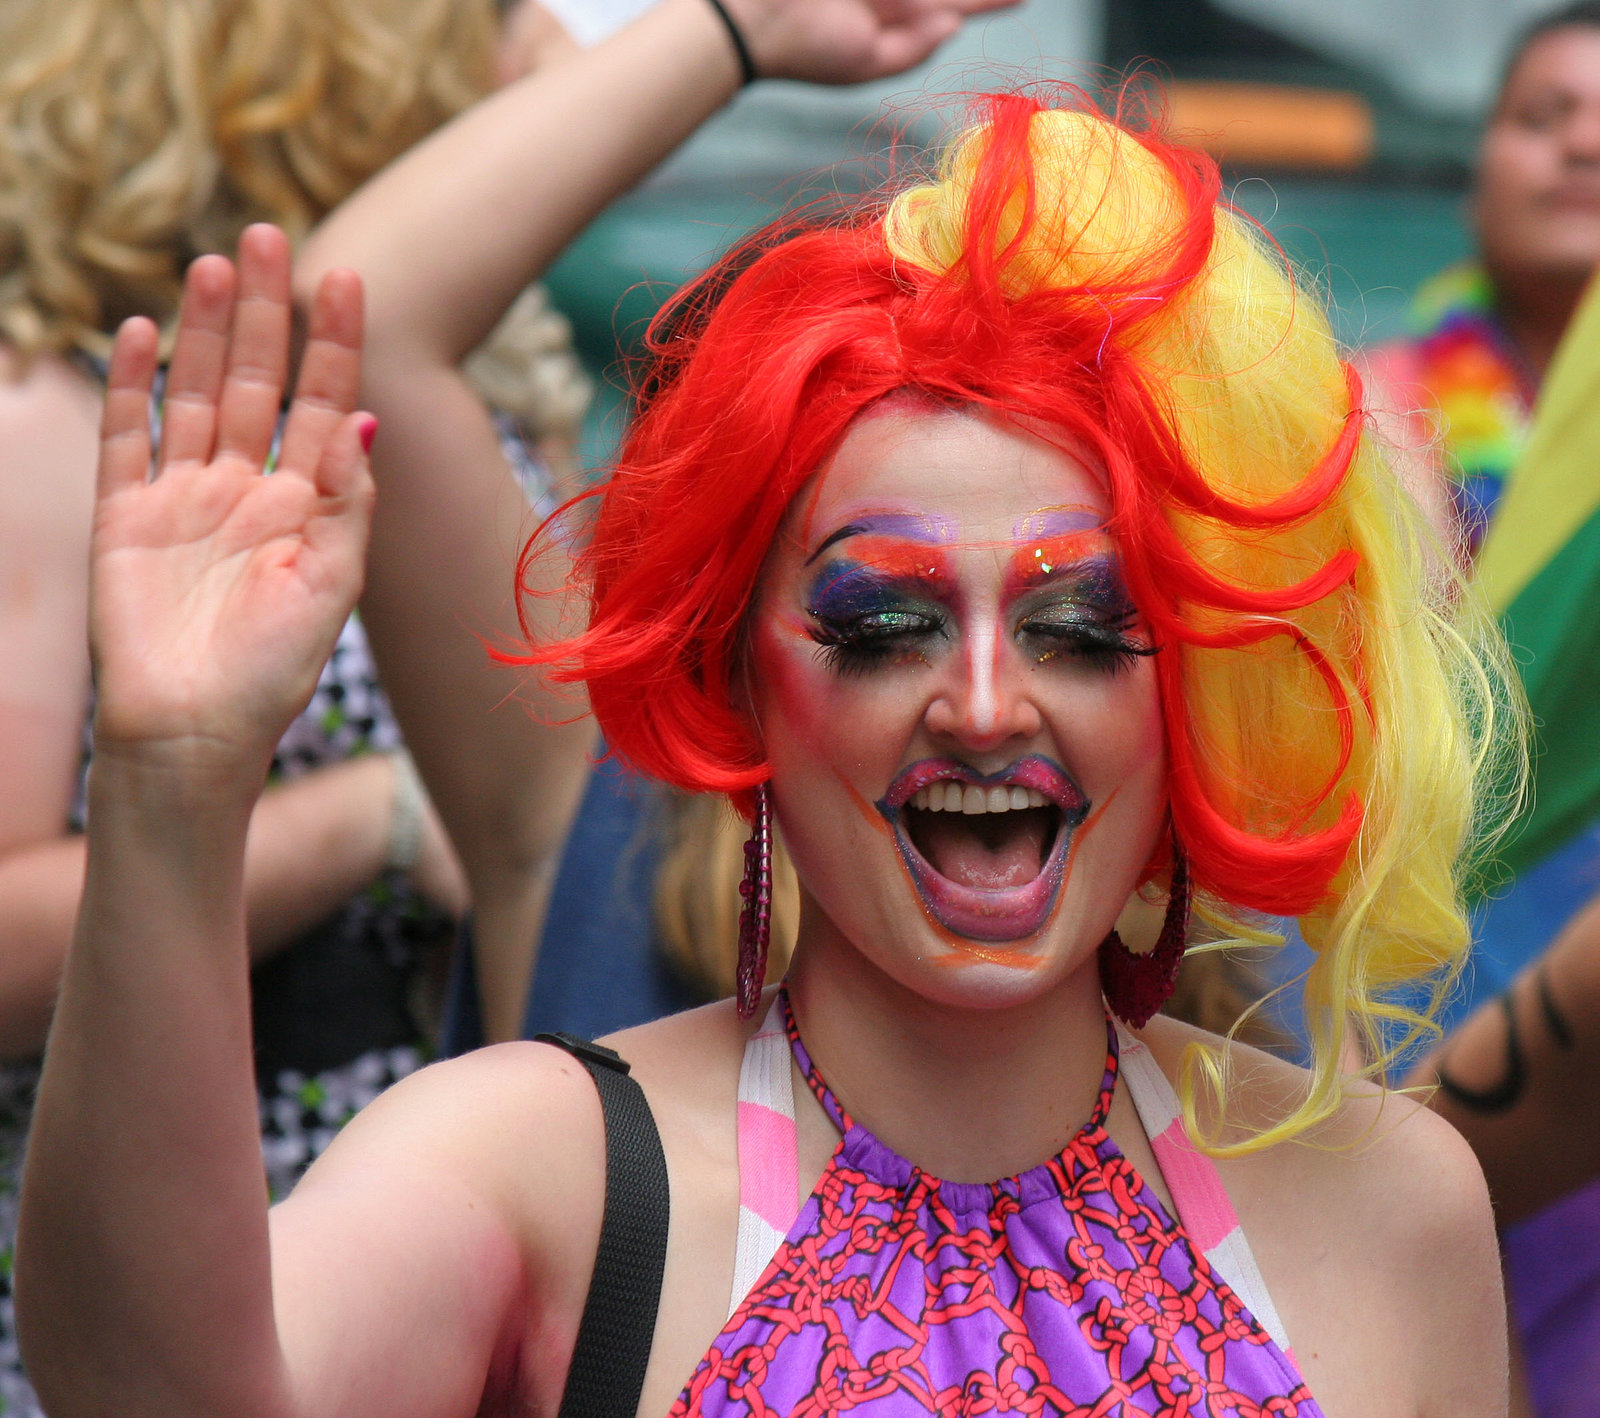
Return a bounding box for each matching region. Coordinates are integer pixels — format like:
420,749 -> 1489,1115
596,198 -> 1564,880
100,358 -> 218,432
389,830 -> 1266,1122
1007,533 -> 1154,674
804,534 -> 953,677
799,511 -> 1154,679
1006,524 -> 1111,586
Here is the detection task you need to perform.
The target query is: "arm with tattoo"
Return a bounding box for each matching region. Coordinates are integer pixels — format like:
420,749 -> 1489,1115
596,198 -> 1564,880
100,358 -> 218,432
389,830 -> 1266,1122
1411,894 -> 1600,1225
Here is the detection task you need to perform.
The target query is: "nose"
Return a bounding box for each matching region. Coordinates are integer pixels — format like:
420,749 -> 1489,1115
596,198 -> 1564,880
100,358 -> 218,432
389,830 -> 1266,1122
922,619 -> 1042,750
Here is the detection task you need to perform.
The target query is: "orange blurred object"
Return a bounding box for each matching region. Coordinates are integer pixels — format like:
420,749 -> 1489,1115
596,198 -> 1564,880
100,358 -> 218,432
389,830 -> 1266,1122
1167,82 -> 1375,170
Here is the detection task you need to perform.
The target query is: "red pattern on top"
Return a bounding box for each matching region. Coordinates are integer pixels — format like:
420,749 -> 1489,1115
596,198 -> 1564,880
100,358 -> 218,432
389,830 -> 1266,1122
670,996 -> 1319,1417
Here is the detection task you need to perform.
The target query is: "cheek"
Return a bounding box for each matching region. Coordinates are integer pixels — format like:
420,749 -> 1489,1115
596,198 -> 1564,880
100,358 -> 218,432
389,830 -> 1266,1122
750,621 -> 895,904
1103,684 -> 1165,799
1052,665 -> 1164,786
751,612 -> 928,770
1052,668 -> 1167,863
751,618 -> 909,854
1066,770 -> 1167,934
1480,134 -> 1557,219
1121,674 -> 1170,817
750,616 -> 837,754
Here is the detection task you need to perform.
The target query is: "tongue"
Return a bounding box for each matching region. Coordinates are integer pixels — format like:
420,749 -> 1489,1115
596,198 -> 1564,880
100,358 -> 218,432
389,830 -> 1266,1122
918,810 -> 1050,891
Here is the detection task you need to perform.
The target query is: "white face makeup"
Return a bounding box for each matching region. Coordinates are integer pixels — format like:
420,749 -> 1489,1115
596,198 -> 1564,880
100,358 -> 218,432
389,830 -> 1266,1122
750,404 -> 1168,1009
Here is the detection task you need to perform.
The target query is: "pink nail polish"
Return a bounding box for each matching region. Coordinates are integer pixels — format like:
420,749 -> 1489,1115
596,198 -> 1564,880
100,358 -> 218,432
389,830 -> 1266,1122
358,415 -> 378,454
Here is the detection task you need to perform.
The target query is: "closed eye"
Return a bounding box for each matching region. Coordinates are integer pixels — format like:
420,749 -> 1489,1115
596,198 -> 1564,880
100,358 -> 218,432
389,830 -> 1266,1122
1017,605 -> 1155,673
808,607 -> 947,677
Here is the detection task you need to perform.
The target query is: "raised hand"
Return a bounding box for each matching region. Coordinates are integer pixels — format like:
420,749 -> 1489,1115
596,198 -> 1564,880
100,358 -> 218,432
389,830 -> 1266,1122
728,0 -> 1019,85
90,225 -> 373,782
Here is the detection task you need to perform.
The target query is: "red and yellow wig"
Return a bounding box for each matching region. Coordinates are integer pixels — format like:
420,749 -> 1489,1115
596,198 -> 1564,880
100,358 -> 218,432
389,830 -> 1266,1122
516,91 -> 1522,1148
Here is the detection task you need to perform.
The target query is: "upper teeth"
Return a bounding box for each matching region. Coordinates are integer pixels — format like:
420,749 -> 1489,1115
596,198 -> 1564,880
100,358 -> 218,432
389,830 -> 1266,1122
910,782 -> 1049,814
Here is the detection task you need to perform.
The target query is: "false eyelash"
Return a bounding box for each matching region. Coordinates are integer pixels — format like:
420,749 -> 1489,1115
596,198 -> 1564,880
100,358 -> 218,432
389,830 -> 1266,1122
1053,635 -> 1159,674
1020,607 -> 1157,674
808,612 -> 945,678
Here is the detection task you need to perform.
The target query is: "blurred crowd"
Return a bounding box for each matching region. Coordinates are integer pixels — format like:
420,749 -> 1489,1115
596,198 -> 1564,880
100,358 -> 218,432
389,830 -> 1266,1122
1,1 -> 1598,1415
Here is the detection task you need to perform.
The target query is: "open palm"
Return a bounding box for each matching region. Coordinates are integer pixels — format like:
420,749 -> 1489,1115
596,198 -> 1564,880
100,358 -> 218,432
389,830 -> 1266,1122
90,226 -> 374,775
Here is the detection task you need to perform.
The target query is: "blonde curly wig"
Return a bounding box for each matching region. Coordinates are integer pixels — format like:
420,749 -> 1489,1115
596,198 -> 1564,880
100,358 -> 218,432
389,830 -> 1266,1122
0,0 -> 498,360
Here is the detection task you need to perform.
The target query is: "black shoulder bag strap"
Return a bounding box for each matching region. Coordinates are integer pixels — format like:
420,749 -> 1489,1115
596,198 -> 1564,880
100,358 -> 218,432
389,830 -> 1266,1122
534,1032 -> 671,1418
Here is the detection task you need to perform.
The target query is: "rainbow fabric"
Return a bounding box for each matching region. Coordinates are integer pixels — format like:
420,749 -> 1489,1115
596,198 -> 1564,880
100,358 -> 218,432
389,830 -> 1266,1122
1470,266 -> 1600,878
1403,263 -> 1535,556
1457,268 -> 1600,1418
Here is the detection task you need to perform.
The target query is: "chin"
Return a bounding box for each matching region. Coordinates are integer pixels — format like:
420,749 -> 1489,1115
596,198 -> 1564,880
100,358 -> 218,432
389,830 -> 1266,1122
846,900 -> 1100,1014
904,948 -> 1083,1012
1496,231 -> 1600,287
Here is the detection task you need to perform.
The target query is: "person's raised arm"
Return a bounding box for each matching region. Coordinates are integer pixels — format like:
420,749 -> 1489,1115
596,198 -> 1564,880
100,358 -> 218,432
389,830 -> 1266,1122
295,0 -> 1016,1038
0,354 -> 463,1062
13,228 -> 545,1418
299,0 -> 1013,371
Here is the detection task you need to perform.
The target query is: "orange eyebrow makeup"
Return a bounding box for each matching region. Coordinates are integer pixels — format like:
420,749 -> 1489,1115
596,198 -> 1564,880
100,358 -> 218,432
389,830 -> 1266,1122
1005,531 -> 1118,596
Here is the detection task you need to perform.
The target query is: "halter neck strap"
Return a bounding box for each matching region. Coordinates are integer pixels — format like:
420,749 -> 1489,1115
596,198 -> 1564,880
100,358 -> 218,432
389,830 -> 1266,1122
776,987 -> 1120,1145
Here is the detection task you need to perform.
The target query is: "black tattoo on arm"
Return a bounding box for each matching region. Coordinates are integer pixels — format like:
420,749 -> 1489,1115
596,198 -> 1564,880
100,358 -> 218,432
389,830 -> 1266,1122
1538,968 -> 1575,1049
1435,968 -> 1576,1116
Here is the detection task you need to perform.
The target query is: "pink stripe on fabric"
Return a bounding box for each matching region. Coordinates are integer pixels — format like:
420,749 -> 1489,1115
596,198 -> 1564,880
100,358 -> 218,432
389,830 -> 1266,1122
1150,1117 -> 1239,1254
737,1100 -> 799,1234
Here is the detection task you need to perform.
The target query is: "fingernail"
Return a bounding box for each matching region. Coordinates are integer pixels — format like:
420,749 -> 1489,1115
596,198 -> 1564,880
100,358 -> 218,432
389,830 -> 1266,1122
358,414 -> 378,454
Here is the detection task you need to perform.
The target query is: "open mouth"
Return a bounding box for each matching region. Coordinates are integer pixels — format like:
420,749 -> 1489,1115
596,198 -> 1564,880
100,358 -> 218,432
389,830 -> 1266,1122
877,756 -> 1089,942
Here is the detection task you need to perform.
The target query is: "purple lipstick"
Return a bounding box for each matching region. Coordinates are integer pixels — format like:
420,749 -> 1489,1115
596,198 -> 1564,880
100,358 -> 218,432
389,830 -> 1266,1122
876,755 -> 1089,942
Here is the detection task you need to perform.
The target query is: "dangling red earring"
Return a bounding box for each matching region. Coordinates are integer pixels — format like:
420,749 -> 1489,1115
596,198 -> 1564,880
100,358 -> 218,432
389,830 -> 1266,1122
736,782 -> 774,1019
1099,830 -> 1190,1029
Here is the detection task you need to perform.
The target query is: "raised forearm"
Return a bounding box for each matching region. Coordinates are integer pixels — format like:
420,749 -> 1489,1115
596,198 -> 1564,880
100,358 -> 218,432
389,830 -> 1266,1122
17,753 -> 292,1418
0,838 -> 82,1060
345,367 -> 595,992
468,853 -> 564,1043
295,0 -> 741,366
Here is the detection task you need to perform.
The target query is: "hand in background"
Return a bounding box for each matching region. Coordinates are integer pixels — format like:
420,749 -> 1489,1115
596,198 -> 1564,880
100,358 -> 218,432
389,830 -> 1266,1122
730,0 -> 1019,85
90,224 -> 373,786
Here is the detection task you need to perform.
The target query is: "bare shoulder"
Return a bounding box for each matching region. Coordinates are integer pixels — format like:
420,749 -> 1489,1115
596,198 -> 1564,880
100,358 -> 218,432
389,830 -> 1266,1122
604,996 -> 750,1119
1139,1015 -> 1506,1418
300,997 -> 749,1231
355,1001 -> 750,1416
294,1039 -> 614,1223
1140,1013 -> 1487,1201
267,1038 -> 675,1413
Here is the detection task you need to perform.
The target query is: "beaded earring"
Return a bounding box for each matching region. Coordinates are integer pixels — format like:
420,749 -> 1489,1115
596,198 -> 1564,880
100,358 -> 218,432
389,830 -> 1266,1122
736,782 -> 774,1019
1099,831 -> 1191,1029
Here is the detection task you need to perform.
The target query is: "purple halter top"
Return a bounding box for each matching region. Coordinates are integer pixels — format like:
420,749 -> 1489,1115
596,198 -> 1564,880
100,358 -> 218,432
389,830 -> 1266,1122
669,993 -> 1322,1417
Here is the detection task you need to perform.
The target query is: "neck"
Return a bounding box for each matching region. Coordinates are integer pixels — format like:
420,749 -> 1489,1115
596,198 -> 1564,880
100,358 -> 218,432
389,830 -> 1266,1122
784,905 -> 1112,1183
1490,266 -> 1588,384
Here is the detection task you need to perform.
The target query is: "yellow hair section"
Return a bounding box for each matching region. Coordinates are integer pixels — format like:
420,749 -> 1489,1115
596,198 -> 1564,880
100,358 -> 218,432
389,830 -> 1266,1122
886,109 -> 1188,299
0,0 -> 497,362
886,103 -> 1526,1154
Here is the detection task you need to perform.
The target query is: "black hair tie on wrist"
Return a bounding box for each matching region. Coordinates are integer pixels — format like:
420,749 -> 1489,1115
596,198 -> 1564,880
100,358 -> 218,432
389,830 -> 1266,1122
704,0 -> 758,86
